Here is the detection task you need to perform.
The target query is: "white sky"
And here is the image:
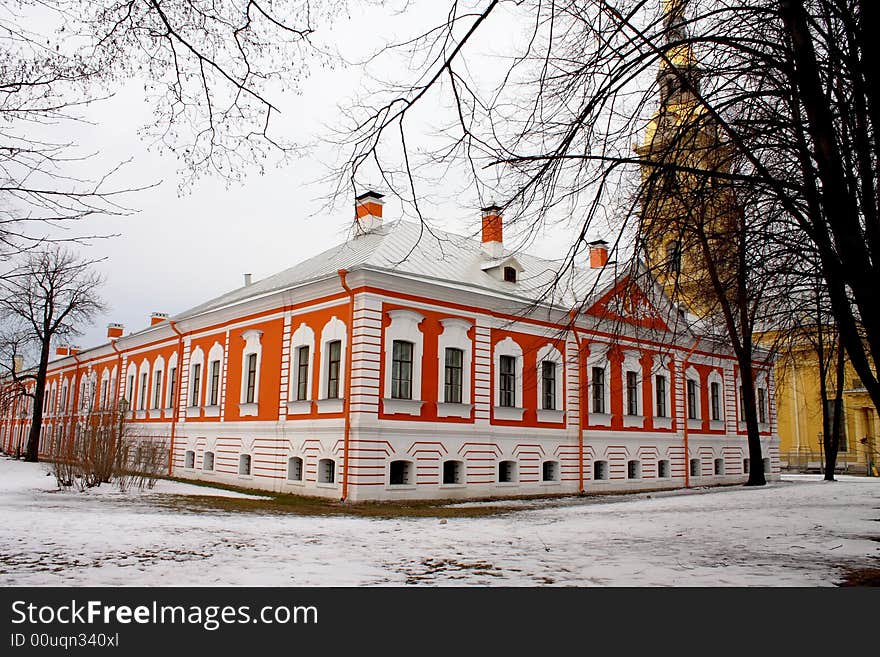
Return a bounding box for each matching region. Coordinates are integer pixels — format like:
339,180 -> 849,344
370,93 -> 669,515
46,1 -> 615,350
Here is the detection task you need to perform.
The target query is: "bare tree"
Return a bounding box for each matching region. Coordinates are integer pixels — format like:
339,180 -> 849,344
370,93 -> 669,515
336,0 -> 878,485
0,246 -> 105,461
1,0 -> 338,259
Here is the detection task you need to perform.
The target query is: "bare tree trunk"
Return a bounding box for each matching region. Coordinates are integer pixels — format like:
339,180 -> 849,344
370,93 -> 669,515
823,335 -> 846,480
24,339 -> 51,462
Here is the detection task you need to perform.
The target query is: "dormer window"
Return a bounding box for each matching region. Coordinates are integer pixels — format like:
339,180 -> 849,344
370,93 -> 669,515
503,266 -> 517,283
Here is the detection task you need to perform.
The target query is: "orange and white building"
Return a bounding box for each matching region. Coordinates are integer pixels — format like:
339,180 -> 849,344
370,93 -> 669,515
0,193 -> 780,500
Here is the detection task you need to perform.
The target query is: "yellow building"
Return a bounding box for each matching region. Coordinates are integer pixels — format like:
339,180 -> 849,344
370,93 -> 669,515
774,338 -> 878,475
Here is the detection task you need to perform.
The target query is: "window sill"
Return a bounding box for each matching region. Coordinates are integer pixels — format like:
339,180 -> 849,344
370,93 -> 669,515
202,470 -> 215,475
588,412 -> 612,427
283,479 -> 305,487
135,410 -> 147,420
539,480 -> 561,486
537,409 -> 565,424
382,398 -> 424,416
439,483 -> 466,489
287,400 -> 313,415
493,406 -> 524,421
653,416 -> 673,429
237,474 -> 254,481
238,403 -> 258,417
204,405 -> 220,418
623,414 -> 644,428
185,406 -> 200,418
162,407 -> 175,419
687,418 -> 702,430
709,420 -> 725,431
315,481 -> 338,489
495,481 -> 519,487
316,398 -> 344,414
386,484 -> 417,491
436,402 -> 473,419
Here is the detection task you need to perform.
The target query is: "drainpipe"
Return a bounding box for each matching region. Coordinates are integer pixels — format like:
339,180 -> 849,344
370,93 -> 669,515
337,269 -> 355,502
681,336 -> 702,489
568,309 -> 586,494
168,320 -> 185,477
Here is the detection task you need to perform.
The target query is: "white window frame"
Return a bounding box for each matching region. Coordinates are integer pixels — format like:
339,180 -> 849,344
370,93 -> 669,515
286,455 -> 304,484
238,329 -> 263,417
685,366 -> 702,428
238,453 -> 253,477
440,459 -> 465,487
317,316 -> 347,414
707,370 -> 725,430
187,347 -> 204,417
165,351 -> 178,417
382,309 -> 425,416
651,355 -> 673,429
151,356 -> 165,412
205,342 -> 224,417
587,346 -> 612,427
387,458 -> 416,490
540,460 -> 560,485
436,318 -> 473,418
136,359 -> 150,417
493,337 -> 524,421
497,459 -> 518,485
99,369 -> 111,411
536,344 -> 565,423
622,351 -> 644,428
288,322 -> 315,414
755,371 -> 770,429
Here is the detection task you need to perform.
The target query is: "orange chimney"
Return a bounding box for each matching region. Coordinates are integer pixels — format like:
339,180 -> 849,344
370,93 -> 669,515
68,346 -> 80,356
150,312 -> 169,326
481,204 -> 503,258
589,239 -> 609,268
107,323 -> 124,340
355,191 -> 384,234
56,346 -> 70,357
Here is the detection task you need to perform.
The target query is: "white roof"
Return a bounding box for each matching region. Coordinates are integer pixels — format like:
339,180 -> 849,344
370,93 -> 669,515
177,220 -> 619,319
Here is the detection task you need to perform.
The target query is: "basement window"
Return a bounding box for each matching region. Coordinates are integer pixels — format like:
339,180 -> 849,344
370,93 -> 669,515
442,460 -> 463,485
203,451 -> 214,472
542,461 -> 559,482
714,458 -> 724,475
389,460 -> 413,486
239,454 -> 252,476
318,458 -> 336,484
593,460 -> 608,481
627,460 -> 641,479
658,459 -> 670,478
503,266 -> 517,283
743,458 -> 750,474
498,460 -> 517,483
184,450 -> 195,470
287,457 -> 303,482
690,458 -> 701,478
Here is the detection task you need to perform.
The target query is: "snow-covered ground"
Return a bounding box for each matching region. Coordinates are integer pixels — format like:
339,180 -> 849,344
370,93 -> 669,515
1,457 -> 877,586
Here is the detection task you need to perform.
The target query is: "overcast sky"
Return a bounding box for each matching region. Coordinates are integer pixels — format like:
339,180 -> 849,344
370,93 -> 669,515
48,1 -> 605,351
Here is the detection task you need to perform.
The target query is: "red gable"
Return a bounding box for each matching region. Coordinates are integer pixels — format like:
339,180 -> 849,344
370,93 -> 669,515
585,277 -> 669,331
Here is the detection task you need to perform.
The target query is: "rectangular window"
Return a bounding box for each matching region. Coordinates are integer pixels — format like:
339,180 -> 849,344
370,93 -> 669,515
191,363 -> 201,407
245,353 -> 258,404
591,366 -> 605,414
391,340 -> 414,400
655,375 -> 667,417
209,360 -> 220,406
127,375 -> 134,406
687,379 -> 698,419
757,387 -> 766,424
296,345 -> 309,401
626,371 -> 638,416
153,371 -> 162,409
710,381 -> 721,421
326,340 -> 341,399
139,373 -> 148,410
444,347 -> 463,404
100,380 -> 108,410
739,385 -> 745,420
499,355 -> 515,407
168,367 -> 176,408
542,361 -> 556,410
